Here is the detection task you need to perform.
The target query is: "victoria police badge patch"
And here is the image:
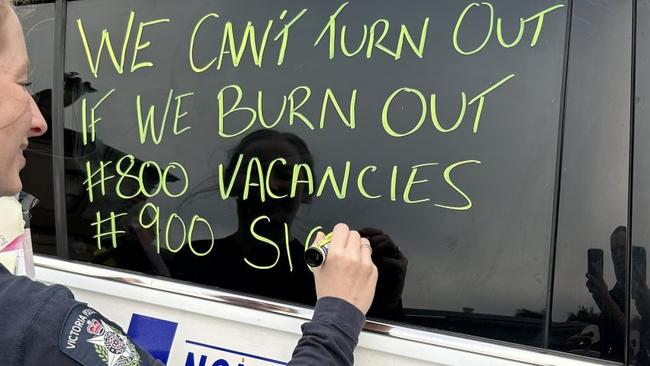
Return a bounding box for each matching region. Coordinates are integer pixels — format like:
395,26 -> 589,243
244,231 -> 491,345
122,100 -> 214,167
59,304 -> 144,366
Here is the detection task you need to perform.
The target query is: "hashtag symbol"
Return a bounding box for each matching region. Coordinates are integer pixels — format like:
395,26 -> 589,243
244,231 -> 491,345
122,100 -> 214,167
83,160 -> 114,203
92,211 -> 127,249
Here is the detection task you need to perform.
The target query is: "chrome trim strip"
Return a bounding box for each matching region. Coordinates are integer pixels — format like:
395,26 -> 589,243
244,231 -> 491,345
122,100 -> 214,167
35,255 -> 616,366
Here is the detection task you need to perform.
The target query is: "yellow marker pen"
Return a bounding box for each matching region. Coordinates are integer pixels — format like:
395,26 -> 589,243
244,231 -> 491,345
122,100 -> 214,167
304,232 -> 334,268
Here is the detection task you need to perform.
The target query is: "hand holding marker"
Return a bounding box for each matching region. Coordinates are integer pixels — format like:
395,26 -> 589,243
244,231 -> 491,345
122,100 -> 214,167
306,231 -> 374,267
308,224 -> 378,315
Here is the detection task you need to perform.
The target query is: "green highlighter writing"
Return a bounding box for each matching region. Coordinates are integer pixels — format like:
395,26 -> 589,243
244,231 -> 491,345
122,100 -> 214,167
304,232 -> 334,268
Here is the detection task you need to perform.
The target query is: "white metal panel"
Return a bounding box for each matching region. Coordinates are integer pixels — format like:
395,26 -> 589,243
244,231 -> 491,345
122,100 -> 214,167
34,257 -> 611,366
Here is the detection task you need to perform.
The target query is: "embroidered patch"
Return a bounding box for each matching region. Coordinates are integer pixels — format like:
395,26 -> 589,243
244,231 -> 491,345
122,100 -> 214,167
59,304 -> 144,366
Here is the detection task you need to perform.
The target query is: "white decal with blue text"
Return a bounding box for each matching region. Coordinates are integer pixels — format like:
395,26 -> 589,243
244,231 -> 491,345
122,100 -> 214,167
183,340 -> 287,366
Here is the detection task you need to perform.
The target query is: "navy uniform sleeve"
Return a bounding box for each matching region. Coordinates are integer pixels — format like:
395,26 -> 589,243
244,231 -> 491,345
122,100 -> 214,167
0,267 -> 163,366
288,297 -> 366,366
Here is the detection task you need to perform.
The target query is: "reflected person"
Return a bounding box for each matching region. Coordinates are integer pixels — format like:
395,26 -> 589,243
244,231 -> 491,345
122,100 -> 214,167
169,129 -> 407,318
578,226 -> 626,360
583,227 -> 650,364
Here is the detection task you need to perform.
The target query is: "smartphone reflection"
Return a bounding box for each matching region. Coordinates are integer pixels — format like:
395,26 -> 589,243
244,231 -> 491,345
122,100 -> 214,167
565,226 -> 650,363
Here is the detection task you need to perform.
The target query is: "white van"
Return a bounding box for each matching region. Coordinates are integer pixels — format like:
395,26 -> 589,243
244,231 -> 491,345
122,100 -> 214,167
18,0 -> 647,364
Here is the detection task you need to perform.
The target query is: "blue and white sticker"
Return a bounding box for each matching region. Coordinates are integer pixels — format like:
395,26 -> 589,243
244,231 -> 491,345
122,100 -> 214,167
124,312 -> 287,366
183,340 -> 287,366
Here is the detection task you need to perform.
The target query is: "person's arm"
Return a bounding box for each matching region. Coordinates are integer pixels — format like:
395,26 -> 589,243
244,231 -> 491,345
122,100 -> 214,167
0,270 -> 164,366
288,297 -> 365,365
587,273 -> 625,332
288,224 -> 378,366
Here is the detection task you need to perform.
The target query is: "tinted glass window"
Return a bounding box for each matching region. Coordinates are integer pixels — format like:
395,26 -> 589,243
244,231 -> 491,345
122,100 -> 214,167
549,1 -> 632,363
60,0 -> 569,346
631,0 -> 650,364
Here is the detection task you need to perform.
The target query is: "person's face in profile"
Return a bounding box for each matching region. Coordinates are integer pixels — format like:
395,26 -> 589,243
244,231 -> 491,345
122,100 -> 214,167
611,228 -> 627,283
0,5 -> 47,196
236,136 -> 308,225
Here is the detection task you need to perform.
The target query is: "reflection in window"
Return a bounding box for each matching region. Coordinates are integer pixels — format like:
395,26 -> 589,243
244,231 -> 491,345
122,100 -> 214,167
59,0 -> 569,350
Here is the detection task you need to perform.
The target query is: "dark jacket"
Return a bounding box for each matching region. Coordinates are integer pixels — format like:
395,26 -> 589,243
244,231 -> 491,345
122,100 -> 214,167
0,265 -> 365,366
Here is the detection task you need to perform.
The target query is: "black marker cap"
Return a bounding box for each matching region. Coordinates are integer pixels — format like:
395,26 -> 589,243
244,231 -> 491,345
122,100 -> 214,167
305,246 -> 325,268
